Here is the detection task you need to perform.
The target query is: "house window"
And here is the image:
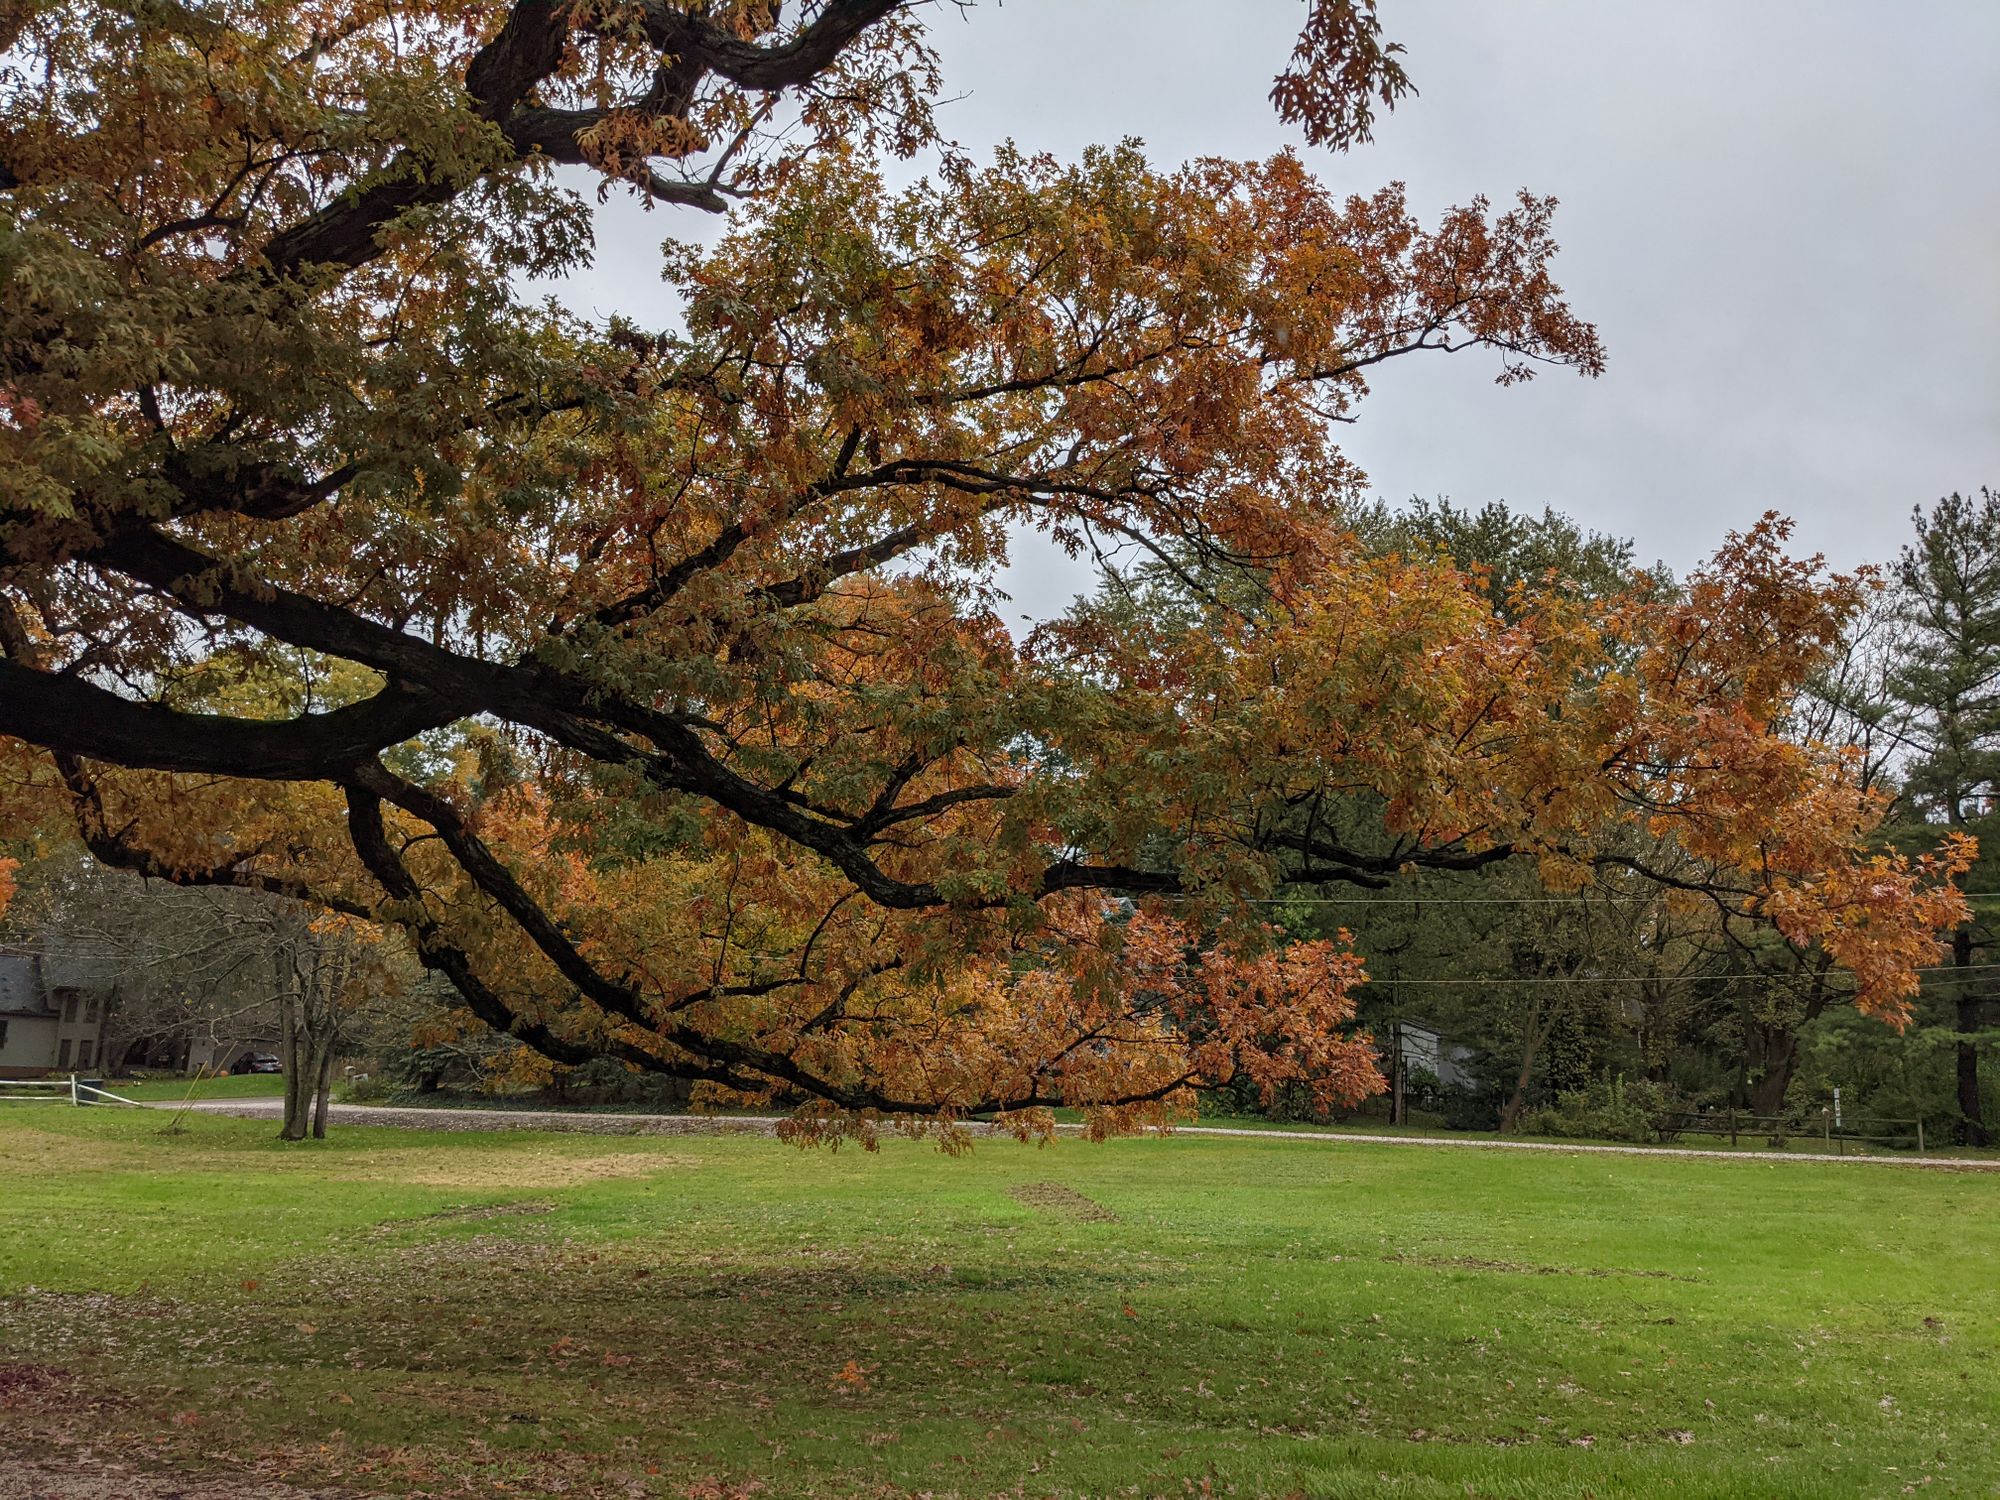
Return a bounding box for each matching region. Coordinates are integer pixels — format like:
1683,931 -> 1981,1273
62,992 -> 79,1023
84,995 -> 100,1023
76,1039 -> 94,1069
57,1038 -> 72,1069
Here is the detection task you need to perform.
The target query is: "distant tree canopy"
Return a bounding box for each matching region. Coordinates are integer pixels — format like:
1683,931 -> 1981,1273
1349,497 -> 1663,615
0,2 -> 1970,1139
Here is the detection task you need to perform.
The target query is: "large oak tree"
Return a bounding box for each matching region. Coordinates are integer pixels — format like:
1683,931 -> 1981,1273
0,1 -> 1969,1139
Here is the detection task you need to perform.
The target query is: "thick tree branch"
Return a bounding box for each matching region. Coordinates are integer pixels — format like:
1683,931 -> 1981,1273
342,783 -> 759,1086
258,0 -> 909,277
0,658 -> 456,780
632,1 -> 907,90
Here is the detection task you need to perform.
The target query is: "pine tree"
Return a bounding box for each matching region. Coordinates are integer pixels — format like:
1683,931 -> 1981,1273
1889,489 -> 2000,1145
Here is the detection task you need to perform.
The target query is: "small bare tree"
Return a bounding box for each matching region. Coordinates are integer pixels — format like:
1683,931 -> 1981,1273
4,849 -> 400,1138
271,907 -> 382,1139
167,894 -> 388,1140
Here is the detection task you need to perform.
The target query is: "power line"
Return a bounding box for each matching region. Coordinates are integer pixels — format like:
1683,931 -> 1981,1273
1184,892 -> 2000,908
1236,895 -> 1663,906
1368,962 -> 2000,988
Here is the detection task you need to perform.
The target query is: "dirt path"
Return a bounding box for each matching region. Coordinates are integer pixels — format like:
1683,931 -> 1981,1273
170,1099 -> 2000,1169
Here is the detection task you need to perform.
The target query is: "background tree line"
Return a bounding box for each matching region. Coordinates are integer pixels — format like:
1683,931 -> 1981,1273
1128,491 -> 2000,1144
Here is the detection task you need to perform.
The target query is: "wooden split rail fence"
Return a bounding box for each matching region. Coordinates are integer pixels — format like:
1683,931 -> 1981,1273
1656,1108 -> 1927,1154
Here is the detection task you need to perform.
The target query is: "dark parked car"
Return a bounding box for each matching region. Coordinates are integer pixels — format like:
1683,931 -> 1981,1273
230,1052 -> 283,1075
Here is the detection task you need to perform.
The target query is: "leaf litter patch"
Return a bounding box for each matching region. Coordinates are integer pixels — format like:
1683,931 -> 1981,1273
1384,1252 -> 1695,1282
0,1361 -> 87,1413
332,1146 -> 701,1189
1008,1181 -> 1118,1222
0,1458 -> 354,1500
368,1199 -> 558,1237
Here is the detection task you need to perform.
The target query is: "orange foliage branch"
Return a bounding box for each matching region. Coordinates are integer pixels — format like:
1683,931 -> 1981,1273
0,3 -> 1969,1136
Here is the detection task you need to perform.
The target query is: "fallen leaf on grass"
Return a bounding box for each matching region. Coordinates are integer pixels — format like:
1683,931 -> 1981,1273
832,1360 -> 870,1391
681,1480 -> 767,1500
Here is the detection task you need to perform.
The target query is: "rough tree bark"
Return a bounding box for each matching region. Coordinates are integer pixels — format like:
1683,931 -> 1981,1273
278,1002 -> 304,1142
1952,926 -> 1989,1146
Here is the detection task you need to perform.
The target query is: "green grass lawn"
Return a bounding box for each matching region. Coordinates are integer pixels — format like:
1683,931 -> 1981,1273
1,1107 -> 1994,1498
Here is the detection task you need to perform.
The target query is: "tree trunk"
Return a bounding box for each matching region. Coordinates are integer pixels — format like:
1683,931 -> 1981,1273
1746,1032 -> 1800,1118
278,992 -> 308,1141
1954,1028 -> 1985,1146
1388,1021 -> 1405,1125
1955,926 -> 1988,1145
1499,1003 -> 1553,1133
1740,967 -> 1835,1118
278,932 -> 348,1141
311,1036 -> 335,1139
1745,1000 -> 1827,1116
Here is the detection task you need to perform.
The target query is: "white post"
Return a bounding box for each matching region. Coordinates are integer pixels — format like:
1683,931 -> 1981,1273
68,1073 -> 77,1106
1832,1086 -> 1841,1130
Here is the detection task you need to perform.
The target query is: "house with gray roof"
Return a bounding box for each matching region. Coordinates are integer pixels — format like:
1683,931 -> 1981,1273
0,950 -> 111,1078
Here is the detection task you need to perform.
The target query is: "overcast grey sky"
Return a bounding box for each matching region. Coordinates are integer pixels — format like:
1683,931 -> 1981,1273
551,1 -> 2000,624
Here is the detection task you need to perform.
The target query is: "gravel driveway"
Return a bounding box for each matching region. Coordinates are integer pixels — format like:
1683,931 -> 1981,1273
169,1098 -> 2000,1168
180,1098 -> 784,1136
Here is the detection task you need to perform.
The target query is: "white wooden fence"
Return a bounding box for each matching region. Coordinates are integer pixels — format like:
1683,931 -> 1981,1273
0,1074 -> 143,1106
